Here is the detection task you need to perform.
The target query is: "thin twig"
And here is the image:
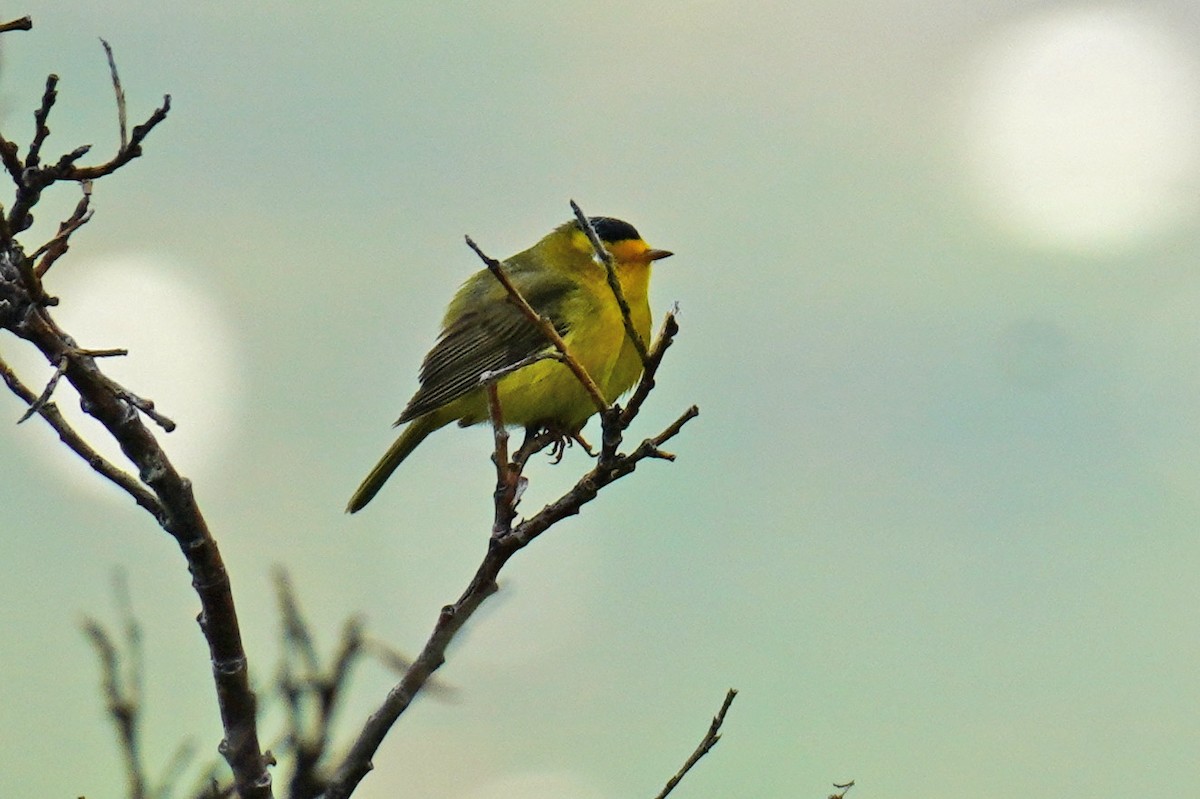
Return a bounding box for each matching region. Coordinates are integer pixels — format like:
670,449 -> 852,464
16,354 -> 67,423
830,781 -> 856,799
465,234 -> 608,414
100,39 -> 129,149
32,179 -> 93,276
652,689 -> 738,799
487,382 -> 520,537
478,350 -> 559,384
27,74 -> 59,169
620,308 -> 680,430
275,568 -> 322,674
0,16 -> 31,33
600,309 -> 684,465
570,199 -> 650,365
15,346 -> 127,423
113,381 -> 177,432
0,352 -> 163,516
82,616 -> 147,799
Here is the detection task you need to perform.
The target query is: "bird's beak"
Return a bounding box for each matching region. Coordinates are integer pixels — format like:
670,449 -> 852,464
645,248 -> 674,261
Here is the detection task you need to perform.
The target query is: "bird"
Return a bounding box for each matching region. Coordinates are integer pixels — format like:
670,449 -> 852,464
346,216 -> 672,513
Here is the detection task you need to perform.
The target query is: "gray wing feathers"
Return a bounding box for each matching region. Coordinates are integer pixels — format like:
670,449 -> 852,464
396,278 -> 574,423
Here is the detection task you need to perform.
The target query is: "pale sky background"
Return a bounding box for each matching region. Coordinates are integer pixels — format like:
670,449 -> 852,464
1,2 -> 1199,797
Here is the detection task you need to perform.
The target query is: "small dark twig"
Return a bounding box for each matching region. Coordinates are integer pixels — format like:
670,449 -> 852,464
652,689 -> 738,799
830,780 -> 856,799
82,574 -> 150,799
100,39 -> 128,149
570,199 -> 650,365
619,307 -> 680,430
0,16 -> 31,33
478,350 -> 559,384
0,132 -> 22,192
487,383 -> 523,537
16,347 -> 127,423
16,354 -> 67,423
0,353 -> 163,515
27,74 -> 59,169
113,381 -> 176,432
32,179 -> 93,277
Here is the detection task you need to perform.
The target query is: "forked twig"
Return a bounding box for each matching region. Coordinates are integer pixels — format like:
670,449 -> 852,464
0,353 -> 162,516
31,180 -> 94,277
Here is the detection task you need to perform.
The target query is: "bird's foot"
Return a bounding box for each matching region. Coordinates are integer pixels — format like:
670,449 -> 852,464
546,428 -> 595,463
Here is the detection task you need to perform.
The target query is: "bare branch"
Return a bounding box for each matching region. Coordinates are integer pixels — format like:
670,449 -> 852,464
27,74 -> 59,169
66,93 -> 171,181
31,179 -> 94,277
830,780 -> 856,799
0,35 -> 270,796
82,603 -> 148,799
15,353 -> 66,423
619,308 -> 681,430
0,352 -> 163,515
325,377 -> 697,798
100,38 -> 129,149
3,277 -> 269,799
0,16 -> 31,33
653,688 -> 738,799
271,568 -> 429,799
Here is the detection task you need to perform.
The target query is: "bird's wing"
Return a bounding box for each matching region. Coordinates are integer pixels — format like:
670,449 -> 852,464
396,276 -> 574,423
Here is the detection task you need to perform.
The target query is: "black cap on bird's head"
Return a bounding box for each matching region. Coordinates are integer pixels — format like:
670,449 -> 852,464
581,216 -> 673,262
587,216 -> 642,244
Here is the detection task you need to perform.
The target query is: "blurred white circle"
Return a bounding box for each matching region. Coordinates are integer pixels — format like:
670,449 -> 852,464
458,771 -> 607,799
6,253 -> 241,498
959,6 -> 1200,252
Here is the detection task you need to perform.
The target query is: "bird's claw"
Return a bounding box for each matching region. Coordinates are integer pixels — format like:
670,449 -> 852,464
547,429 -> 595,463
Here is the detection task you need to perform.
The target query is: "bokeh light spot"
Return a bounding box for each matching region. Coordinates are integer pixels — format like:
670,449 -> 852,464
959,6 -> 1200,252
7,254 -> 242,497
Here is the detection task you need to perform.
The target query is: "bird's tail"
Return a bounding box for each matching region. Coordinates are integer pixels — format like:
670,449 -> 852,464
346,414 -> 444,513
